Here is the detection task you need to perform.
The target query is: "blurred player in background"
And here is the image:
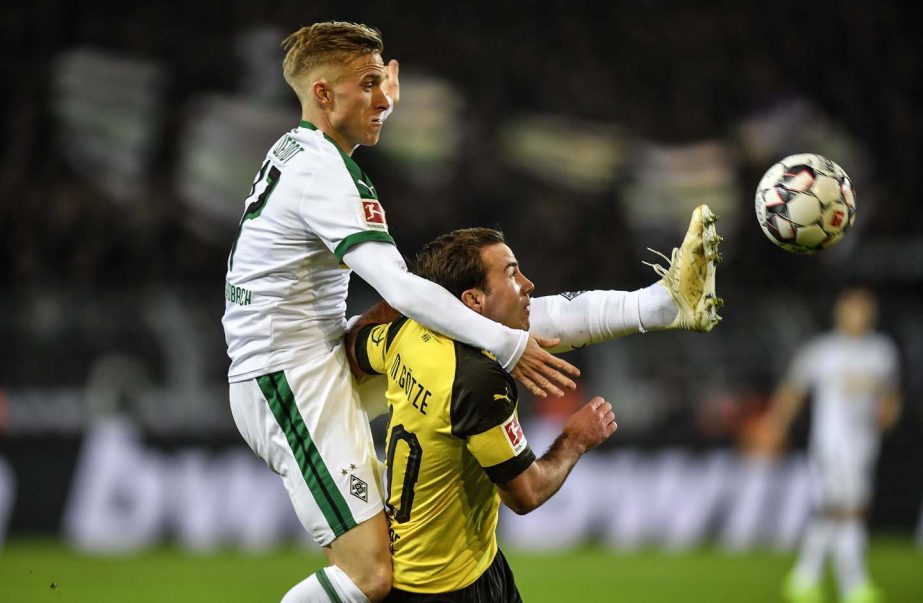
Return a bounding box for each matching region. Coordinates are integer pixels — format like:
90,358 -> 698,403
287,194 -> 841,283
762,288 -> 901,603
223,21 -> 721,603
347,228 -> 617,601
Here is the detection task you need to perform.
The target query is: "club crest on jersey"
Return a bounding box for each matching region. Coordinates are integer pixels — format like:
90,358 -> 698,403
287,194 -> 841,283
502,412 -> 527,455
362,199 -> 387,231
350,474 -> 368,502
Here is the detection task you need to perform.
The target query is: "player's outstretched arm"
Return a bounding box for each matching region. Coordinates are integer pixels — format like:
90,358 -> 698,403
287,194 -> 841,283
344,302 -> 579,397
765,382 -> 807,430
345,242 -> 579,397
755,382 -> 807,455
496,397 -> 616,515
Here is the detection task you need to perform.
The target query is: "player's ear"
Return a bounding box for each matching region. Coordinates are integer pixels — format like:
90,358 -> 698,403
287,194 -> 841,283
311,78 -> 332,106
461,289 -> 486,314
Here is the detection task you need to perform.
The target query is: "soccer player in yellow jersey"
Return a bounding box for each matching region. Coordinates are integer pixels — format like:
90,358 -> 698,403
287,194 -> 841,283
348,228 -> 617,601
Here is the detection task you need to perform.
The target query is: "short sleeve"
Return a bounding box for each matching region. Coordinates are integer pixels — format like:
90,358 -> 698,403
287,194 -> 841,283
355,323 -> 391,375
785,340 -> 818,392
451,345 -> 535,483
299,146 -> 394,262
467,409 -> 536,483
879,337 -> 900,389
355,316 -> 410,376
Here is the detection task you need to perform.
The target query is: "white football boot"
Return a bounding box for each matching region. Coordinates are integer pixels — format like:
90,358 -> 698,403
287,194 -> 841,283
645,204 -> 723,332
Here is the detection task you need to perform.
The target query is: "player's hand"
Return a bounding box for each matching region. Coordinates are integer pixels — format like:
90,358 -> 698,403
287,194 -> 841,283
876,391 -> 901,431
749,415 -> 787,457
563,397 -> 617,453
511,335 -> 580,398
382,59 -> 400,111
344,300 -> 400,379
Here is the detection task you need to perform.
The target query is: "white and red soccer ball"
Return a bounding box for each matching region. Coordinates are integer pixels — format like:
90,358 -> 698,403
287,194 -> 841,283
755,153 -> 856,254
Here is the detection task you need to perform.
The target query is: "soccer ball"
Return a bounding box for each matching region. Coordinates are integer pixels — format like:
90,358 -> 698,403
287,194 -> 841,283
754,153 -> 856,254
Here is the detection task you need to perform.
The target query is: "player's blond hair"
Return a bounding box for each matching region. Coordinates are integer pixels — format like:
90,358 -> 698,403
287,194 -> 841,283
282,22 -> 383,102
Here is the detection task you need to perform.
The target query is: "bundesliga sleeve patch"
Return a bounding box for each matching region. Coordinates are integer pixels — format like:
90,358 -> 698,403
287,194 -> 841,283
361,199 -> 388,231
501,412 -> 528,455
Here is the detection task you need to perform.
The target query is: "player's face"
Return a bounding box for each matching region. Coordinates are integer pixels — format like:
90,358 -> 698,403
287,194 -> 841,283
327,52 -> 391,153
478,244 -> 534,330
835,290 -> 876,336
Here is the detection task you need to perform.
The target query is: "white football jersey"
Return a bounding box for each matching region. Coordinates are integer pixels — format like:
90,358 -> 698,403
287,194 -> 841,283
223,121 -> 393,381
786,332 -> 899,458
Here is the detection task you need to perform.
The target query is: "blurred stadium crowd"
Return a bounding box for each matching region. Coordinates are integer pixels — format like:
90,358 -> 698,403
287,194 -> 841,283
0,2 -> 920,547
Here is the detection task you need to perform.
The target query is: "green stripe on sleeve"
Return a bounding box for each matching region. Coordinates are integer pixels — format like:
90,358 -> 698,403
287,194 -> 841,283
316,568 -> 344,603
257,372 -> 357,537
334,231 -> 395,262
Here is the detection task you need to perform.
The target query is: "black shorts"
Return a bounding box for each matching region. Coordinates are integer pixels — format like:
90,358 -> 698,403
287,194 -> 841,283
384,549 -> 522,603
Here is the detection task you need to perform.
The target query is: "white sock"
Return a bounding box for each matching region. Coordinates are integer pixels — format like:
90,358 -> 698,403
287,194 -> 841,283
281,566 -> 370,603
792,517 -> 836,585
638,283 -> 677,330
833,519 -> 869,598
529,285 -> 676,351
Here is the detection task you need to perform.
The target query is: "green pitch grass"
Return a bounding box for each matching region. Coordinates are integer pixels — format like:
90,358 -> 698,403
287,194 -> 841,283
1,538 -> 920,602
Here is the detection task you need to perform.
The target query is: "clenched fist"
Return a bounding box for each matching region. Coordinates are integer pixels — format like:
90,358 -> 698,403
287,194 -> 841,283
563,396 -> 617,454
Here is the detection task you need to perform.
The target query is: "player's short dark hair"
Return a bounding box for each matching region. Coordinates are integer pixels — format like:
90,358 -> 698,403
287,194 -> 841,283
413,228 -> 506,298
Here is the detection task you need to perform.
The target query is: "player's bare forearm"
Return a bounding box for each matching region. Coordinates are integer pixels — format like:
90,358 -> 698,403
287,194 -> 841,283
756,383 -> 807,455
497,397 -> 615,514
344,300 -> 400,378
877,389 -> 902,431
766,383 -> 806,430
496,435 -> 580,515
356,300 -> 401,330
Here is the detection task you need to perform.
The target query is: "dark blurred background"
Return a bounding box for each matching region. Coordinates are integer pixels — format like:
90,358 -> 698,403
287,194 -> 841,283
0,1 -> 920,551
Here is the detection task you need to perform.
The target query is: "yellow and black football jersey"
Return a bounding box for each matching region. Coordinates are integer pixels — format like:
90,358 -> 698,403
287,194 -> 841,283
356,316 -> 535,593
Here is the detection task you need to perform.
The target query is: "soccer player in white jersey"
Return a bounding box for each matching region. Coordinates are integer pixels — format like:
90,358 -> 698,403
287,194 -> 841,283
223,22 -> 722,602
763,289 -> 901,603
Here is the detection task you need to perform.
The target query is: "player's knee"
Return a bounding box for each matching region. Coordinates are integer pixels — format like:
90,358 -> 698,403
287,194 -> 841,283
354,559 -> 391,601
328,512 -> 392,599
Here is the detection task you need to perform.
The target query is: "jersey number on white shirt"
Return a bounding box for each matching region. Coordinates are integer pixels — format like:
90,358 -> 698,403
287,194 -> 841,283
228,160 -> 282,271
